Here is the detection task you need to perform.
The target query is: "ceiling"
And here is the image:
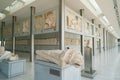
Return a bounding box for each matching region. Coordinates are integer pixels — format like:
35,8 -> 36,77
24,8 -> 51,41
96,0 -> 120,38
3,0 -> 58,24
0,0 -> 14,12
0,0 -> 120,38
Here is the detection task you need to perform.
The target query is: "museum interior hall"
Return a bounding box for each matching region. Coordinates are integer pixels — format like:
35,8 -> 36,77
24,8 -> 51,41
0,0 -> 120,80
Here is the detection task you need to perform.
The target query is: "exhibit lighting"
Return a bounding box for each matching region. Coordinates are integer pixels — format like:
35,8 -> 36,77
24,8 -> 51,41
4,0 -> 36,14
5,6 -> 11,12
108,26 -> 113,31
101,16 -> 110,26
0,13 -> 6,20
88,0 -> 102,14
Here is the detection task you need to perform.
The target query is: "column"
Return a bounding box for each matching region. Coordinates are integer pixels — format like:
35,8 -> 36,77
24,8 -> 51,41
98,24 -> 101,53
12,16 -> 16,53
103,28 -> 106,50
59,0 -> 65,50
1,21 -> 5,46
92,19 -> 95,56
30,6 -> 35,62
80,9 -> 84,55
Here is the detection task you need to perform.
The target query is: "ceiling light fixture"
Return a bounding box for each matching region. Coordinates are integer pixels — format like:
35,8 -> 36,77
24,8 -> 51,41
102,16 -> 110,25
88,0 -> 102,14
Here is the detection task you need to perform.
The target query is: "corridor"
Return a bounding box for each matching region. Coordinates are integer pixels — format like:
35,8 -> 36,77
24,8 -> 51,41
82,46 -> 120,80
0,47 -> 120,80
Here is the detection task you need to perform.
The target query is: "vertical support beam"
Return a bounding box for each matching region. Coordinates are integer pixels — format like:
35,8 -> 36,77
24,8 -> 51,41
98,24 -> 101,53
12,16 -> 16,53
79,9 -> 84,55
30,6 -> 35,62
81,35 -> 83,55
106,31 -> 108,50
103,28 -> 106,50
91,19 -> 95,56
1,21 -> 5,46
92,37 -> 95,55
80,9 -> 84,16
59,0 -> 65,50
91,19 -> 95,24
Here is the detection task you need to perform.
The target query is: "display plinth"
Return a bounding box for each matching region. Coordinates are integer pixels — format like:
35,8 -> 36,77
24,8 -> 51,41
0,59 -> 26,78
35,60 -> 81,80
81,70 -> 97,78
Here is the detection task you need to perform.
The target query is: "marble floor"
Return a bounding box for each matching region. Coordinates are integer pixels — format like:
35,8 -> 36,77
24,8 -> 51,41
82,46 -> 120,80
0,46 -> 120,80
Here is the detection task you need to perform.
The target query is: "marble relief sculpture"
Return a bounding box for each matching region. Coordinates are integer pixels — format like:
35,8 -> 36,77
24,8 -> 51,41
86,39 -> 92,48
66,10 -> 82,31
0,47 -> 19,61
5,25 -> 12,36
65,38 -> 71,45
15,22 -> 21,34
84,38 -> 92,48
34,38 -> 57,45
36,49 -> 83,67
23,20 -> 29,33
44,10 -> 56,29
71,39 -> 79,45
85,22 -> 90,35
34,15 -> 42,32
16,40 -> 28,45
76,17 -> 82,32
96,28 -> 100,36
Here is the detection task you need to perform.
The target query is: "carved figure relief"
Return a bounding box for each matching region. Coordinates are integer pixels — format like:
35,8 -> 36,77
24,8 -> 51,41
66,10 -> 82,32
23,20 -> 29,33
15,22 -> 21,34
34,15 -> 42,32
44,10 -> 56,29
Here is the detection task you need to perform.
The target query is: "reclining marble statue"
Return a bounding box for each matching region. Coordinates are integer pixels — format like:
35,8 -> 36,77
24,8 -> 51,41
0,47 -> 19,61
36,49 -> 83,67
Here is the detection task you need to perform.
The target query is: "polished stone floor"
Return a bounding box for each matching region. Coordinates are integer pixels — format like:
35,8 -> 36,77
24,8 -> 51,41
82,46 -> 120,80
0,46 -> 120,80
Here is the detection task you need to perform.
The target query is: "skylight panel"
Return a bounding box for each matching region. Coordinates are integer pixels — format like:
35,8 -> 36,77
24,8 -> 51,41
88,0 -> 102,14
4,0 -> 36,14
0,13 -> 6,20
